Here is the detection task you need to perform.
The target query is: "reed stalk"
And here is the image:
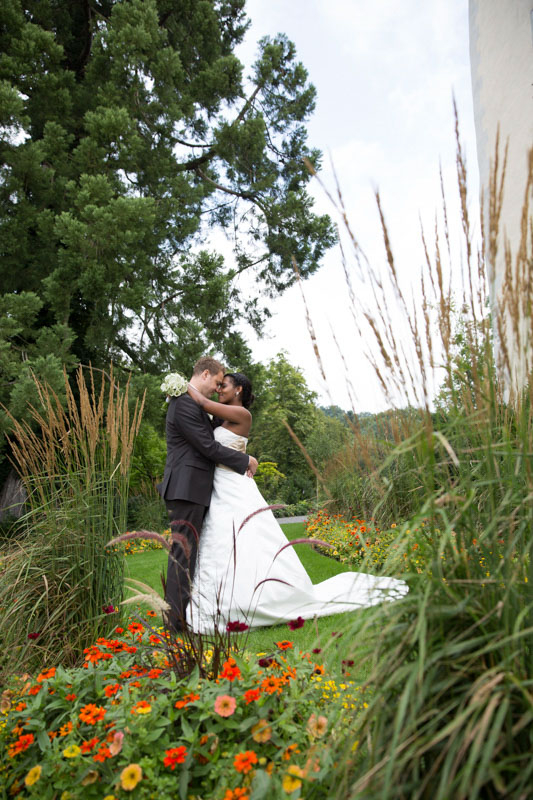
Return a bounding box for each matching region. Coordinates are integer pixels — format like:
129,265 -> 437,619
0,366 -> 144,676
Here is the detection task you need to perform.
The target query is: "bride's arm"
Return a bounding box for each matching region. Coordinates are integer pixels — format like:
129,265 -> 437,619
187,383 -> 251,423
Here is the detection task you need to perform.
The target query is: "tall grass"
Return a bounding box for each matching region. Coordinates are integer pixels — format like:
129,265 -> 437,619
303,123 -> 532,798
0,366 -> 144,676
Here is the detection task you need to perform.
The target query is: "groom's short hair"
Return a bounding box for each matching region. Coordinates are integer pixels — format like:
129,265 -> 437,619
192,356 -> 225,376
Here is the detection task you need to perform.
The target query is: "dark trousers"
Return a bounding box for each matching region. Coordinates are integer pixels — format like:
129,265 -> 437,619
164,499 -> 207,633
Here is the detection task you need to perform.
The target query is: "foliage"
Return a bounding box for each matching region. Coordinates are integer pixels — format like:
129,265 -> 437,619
0,0 -> 335,446
0,622 -> 353,799
0,367 -> 143,677
249,353 -> 320,503
252,460 -> 286,503
319,407 -> 424,522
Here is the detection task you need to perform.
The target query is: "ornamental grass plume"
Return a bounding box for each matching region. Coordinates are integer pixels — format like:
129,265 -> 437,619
0,366 -> 144,679
301,116 -> 533,799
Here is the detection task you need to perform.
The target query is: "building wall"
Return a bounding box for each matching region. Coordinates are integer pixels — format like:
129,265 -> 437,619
469,0 -> 533,393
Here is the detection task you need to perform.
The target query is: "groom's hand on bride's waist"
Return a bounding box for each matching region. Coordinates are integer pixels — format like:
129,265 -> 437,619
246,455 -> 258,478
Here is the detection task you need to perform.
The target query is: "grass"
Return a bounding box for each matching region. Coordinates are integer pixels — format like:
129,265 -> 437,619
124,521 -> 374,677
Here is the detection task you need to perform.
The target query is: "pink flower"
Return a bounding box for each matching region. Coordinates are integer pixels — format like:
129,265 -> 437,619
288,616 -> 305,630
109,731 -> 124,756
214,695 -> 236,717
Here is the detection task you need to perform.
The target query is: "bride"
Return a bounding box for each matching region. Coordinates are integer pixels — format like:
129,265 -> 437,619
185,372 -> 408,634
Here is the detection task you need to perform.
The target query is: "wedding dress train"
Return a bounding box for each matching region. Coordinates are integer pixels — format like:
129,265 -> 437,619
187,427 -> 408,634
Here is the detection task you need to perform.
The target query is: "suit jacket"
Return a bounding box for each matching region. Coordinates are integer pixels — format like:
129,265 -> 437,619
159,394 -> 249,506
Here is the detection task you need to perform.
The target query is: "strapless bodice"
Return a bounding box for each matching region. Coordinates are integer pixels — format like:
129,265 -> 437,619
214,425 -> 247,454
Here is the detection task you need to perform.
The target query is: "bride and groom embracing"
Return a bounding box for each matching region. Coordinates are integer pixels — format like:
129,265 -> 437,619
158,356 -> 408,635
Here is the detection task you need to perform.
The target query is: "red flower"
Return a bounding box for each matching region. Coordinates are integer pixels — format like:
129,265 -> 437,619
243,688 -> 261,704
65,693 -> 77,701
93,744 -> 112,762
288,616 -> 305,630
226,620 -> 249,633
27,632 -> 40,640
163,746 -> 188,769
257,657 -> 274,668
220,657 -> 241,682
234,750 -> 258,774
174,692 -> 200,709
276,640 -> 293,651
81,737 -> 100,753
127,622 -> 144,634
36,667 -> 56,682
79,703 -> 106,725
102,604 -> 115,614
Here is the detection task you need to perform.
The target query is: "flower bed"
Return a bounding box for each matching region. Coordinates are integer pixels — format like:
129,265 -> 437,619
304,510 -> 427,573
0,622 -> 365,798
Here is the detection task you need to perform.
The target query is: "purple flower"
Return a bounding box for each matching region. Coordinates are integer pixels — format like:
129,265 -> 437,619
288,616 -> 305,630
226,621 -> 249,633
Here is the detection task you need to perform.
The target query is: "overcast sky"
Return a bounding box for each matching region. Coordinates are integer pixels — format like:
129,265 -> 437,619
234,0 -> 481,412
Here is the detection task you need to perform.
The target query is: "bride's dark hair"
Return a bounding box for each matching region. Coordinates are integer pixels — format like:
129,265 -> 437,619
225,372 -> 255,409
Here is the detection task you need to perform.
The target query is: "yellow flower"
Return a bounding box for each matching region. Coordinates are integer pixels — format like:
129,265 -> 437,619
251,718 -> 272,743
60,793 -> 71,800
62,744 -> 81,758
282,765 -> 304,793
24,765 -> 42,787
103,796 -> 117,800
120,763 -> 143,791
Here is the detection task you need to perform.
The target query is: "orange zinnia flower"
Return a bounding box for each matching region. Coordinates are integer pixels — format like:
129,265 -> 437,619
276,640 -> 293,651
104,683 -> 122,697
127,622 -> 144,634
174,692 -> 200,709
59,721 -> 73,736
220,657 -> 241,682
28,685 -> 42,695
223,788 -> 249,800
7,733 -> 34,758
147,668 -> 163,679
243,688 -> 261,704
65,693 -> 77,701
163,745 -> 188,770
92,744 -> 112,762
260,676 -> 283,695
79,703 -> 106,725
81,737 -> 100,753
36,667 -> 56,683
233,750 -> 258,774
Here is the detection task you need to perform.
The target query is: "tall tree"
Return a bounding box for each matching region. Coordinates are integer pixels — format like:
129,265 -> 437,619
0,0 -> 335,424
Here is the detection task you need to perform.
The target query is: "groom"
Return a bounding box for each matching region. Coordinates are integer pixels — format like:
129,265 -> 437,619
159,356 -> 257,632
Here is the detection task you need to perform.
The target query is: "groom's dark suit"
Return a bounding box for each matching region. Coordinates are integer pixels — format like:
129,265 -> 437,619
159,393 -> 249,630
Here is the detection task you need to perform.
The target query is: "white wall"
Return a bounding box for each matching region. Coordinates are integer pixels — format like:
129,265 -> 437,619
469,0 -> 533,393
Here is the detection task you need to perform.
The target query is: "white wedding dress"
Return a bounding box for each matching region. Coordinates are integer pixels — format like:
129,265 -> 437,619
187,427 -> 408,634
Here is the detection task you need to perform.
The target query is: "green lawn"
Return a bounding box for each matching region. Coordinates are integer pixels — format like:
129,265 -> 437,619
124,522 -> 373,675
